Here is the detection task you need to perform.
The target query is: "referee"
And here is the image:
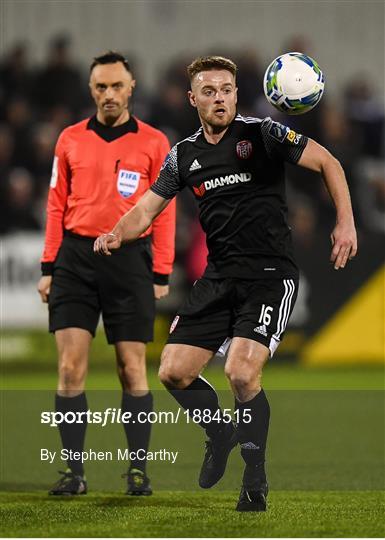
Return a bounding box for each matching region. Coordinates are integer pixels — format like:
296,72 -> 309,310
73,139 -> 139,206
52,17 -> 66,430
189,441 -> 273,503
37,52 -> 176,496
94,56 -> 357,511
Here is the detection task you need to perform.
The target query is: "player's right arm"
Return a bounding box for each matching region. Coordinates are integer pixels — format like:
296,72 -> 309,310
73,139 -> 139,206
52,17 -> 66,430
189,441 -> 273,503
94,144 -> 182,256
37,132 -> 70,303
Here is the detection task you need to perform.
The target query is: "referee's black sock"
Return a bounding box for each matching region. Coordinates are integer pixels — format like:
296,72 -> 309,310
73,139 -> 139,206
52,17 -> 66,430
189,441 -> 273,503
169,376 -> 231,440
235,389 -> 270,485
121,392 -> 153,473
55,392 -> 88,477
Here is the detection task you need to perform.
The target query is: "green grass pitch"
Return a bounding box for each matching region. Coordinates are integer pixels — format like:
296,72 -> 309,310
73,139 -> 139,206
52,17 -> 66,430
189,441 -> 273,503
1,491 -> 384,537
1,362 -> 384,537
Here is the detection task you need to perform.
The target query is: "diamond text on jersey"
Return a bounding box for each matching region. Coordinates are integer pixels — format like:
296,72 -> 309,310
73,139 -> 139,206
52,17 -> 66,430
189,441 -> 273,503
204,172 -> 252,191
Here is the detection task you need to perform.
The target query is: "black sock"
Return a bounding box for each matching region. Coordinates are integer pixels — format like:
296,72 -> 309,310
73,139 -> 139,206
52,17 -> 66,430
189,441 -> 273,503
169,376 -> 231,439
55,393 -> 88,477
121,392 -> 153,473
235,389 -> 270,484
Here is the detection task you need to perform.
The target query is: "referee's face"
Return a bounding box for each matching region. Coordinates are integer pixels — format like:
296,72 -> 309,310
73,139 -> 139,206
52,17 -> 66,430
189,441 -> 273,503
89,62 -> 136,126
188,69 -> 237,131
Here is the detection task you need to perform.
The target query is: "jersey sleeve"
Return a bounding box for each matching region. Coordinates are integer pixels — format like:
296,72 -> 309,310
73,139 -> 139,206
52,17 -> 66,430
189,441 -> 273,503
40,131 -> 70,274
260,117 -> 308,164
150,144 -> 184,199
149,135 -> 176,281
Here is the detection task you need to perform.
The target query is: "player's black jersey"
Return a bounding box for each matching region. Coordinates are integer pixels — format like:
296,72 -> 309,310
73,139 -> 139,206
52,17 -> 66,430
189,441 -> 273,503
151,115 -> 308,280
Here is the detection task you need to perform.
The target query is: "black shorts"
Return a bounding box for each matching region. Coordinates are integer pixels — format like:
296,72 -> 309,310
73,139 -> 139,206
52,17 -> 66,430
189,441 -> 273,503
167,277 -> 298,357
49,232 -> 155,344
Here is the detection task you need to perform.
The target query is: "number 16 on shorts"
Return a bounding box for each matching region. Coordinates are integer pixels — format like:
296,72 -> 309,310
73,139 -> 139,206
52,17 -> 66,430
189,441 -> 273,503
258,304 -> 273,325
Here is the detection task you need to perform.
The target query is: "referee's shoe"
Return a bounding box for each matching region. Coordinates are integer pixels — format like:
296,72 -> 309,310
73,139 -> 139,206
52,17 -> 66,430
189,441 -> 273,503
199,423 -> 237,488
49,469 -> 87,496
123,468 -> 152,496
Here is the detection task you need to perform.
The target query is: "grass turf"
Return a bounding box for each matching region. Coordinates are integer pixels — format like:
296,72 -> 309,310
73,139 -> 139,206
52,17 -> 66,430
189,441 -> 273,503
1,365 -> 384,537
0,490 -> 384,537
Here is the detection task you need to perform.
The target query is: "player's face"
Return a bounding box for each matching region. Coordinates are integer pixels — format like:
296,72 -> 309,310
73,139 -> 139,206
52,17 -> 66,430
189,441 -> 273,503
89,62 -> 136,125
188,70 -> 237,130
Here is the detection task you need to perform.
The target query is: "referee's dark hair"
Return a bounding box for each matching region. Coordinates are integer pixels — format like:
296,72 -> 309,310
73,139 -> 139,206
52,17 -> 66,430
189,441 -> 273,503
187,56 -> 237,82
90,51 -> 131,73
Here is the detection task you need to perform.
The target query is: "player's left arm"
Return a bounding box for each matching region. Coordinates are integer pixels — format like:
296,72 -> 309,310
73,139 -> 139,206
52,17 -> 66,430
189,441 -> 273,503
297,139 -> 358,269
149,134 -> 176,299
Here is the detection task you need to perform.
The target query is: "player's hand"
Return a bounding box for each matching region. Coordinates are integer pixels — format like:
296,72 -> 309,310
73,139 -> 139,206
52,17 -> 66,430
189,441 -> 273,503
154,284 -> 169,299
37,275 -> 52,303
93,232 -> 121,255
330,221 -> 358,270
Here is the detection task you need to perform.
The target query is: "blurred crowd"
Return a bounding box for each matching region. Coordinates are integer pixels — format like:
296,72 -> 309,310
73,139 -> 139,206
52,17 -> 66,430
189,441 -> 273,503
1,35 -> 384,284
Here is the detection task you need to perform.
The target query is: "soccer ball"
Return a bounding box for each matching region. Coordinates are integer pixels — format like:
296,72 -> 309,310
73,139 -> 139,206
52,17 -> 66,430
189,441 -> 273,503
263,52 -> 325,114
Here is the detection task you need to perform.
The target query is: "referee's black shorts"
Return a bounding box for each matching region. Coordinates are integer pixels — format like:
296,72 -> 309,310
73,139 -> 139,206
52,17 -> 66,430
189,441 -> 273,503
49,232 -> 155,344
167,276 -> 298,357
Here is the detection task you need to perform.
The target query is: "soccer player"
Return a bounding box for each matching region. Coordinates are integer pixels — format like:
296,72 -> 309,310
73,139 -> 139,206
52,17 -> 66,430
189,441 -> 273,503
93,56 -> 357,511
37,52 -> 176,496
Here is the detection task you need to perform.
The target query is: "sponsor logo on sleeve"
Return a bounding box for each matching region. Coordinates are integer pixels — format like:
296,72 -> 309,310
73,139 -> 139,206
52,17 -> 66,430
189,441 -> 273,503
117,170 -> 140,198
269,121 -> 302,145
286,129 -> 302,145
236,140 -> 253,159
269,121 -> 287,142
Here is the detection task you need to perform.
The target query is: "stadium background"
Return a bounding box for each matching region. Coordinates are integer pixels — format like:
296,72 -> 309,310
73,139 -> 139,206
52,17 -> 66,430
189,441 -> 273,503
0,1 -> 384,537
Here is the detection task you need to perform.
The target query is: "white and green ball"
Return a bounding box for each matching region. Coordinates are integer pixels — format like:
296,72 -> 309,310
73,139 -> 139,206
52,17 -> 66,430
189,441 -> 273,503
263,52 -> 325,115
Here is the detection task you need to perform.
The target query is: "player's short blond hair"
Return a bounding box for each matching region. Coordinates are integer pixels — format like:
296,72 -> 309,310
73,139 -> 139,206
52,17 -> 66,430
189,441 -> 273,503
187,56 -> 237,82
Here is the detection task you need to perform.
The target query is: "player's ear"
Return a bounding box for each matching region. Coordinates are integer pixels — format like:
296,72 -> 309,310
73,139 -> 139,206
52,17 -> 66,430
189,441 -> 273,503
188,90 -> 197,108
235,86 -> 238,105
